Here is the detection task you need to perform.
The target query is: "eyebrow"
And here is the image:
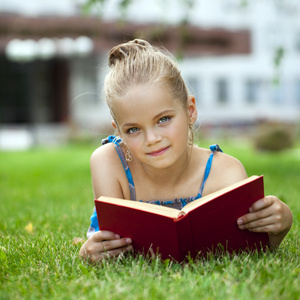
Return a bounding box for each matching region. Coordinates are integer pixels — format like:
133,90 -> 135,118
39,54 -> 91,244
154,109 -> 175,120
121,109 -> 175,129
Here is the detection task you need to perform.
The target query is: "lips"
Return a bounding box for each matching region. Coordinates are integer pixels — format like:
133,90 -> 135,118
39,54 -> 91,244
147,146 -> 170,156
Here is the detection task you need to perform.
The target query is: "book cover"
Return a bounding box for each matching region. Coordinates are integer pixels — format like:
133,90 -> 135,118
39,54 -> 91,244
95,175 -> 269,261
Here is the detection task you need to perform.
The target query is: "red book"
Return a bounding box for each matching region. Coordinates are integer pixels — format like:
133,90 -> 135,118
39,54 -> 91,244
95,175 -> 269,261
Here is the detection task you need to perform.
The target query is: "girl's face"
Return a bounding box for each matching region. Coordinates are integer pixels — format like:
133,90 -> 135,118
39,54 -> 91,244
112,84 -> 197,169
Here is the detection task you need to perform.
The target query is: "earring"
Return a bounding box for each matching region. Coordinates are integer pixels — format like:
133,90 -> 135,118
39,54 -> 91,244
125,145 -> 132,162
189,124 -> 194,146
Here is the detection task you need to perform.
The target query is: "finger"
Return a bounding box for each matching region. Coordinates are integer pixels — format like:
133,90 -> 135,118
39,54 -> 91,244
238,205 -> 274,227
238,214 -> 275,231
100,238 -> 132,252
90,245 -> 133,262
101,245 -> 134,257
92,230 -> 121,242
80,234 -> 132,262
249,196 -> 275,213
248,225 -> 273,233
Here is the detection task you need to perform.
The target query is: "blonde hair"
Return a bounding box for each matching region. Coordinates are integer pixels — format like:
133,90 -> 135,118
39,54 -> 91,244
104,39 -> 189,119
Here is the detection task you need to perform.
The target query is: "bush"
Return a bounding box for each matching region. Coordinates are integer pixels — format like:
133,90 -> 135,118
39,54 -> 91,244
254,122 -> 296,152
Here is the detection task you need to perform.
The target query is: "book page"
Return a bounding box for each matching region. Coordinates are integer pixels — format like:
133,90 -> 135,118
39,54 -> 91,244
181,175 -> 259,214
97,176 -> 260,220
97,197 -> 180,218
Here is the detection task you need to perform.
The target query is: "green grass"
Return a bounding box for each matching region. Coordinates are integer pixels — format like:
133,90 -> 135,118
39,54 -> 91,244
0,140 -> 299,300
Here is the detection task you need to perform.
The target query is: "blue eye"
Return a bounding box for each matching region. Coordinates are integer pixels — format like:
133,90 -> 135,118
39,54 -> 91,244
127,127 -> 140,134
159,116 -> 171,124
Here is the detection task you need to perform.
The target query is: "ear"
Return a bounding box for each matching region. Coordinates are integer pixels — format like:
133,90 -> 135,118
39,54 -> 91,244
187,95 -> 197,125
112,120 -> 122,137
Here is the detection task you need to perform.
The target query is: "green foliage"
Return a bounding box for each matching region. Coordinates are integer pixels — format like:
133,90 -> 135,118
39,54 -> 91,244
82,0 -> 133,17
274,47 -> 285,68
0,142 -> 299,299
82,0 -> 106,15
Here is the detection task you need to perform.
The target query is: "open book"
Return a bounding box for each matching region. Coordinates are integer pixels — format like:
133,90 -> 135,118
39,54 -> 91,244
95,175 -> 269,261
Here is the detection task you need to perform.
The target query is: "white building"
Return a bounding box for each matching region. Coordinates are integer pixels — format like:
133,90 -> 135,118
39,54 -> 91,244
179,1 -> 300,126
0,0 -> 299,148
102,0 -> 300,125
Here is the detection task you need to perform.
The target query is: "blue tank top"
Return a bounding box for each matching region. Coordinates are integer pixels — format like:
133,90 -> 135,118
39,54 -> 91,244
87,135 -> 222,237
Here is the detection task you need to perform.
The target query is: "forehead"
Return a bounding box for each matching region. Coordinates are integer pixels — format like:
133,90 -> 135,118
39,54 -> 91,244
112,85 -> 184,125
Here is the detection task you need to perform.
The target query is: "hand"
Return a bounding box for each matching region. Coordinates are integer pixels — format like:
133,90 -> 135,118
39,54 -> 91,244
79,230 -> 133,262
237,195 -> 293,247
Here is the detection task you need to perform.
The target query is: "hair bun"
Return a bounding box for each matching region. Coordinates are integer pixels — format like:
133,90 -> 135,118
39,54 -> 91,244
130,39 -> 151,47
108,39 -> 151,67
108,46 -> 128,67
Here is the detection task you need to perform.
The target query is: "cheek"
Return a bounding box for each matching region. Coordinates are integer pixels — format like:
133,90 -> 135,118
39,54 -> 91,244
126,137 -> 142,154
170,120 -> 189,142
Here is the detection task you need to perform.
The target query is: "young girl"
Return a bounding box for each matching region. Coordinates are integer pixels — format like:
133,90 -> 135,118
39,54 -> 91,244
79,39 -> 293,262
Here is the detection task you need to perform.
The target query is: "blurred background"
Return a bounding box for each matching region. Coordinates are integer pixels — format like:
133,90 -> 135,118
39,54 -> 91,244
0,0 -> 299,150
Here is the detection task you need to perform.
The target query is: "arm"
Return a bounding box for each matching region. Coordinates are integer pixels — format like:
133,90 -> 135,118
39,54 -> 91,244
237,196 -> 293,248
80,144 -> 133,262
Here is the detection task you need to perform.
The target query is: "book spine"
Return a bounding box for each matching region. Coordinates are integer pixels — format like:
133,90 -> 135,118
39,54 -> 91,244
174,214 -> 194,261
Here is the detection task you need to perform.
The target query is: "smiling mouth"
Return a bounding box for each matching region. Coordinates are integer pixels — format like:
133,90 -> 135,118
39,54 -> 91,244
148,146 -> 170,156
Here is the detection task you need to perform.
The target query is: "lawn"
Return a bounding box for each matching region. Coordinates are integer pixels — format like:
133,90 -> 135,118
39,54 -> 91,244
0,139 -> 299,300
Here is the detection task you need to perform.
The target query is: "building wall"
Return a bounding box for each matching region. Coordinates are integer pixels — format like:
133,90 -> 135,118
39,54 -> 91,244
93,0 -> 300,126
1,0 -> 299,148
69,55 -> 112,133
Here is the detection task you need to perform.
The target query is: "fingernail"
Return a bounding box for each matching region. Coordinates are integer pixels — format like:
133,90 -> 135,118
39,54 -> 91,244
126,238 -> 132,244
237,219 -> 243,225
115,234 -> 120,239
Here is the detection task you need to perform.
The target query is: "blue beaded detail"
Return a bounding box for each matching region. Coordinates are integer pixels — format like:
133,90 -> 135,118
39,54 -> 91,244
209,144 -> 223,153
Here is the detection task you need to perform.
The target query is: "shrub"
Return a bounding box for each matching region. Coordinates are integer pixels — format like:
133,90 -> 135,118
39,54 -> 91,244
254,122 -> 296,152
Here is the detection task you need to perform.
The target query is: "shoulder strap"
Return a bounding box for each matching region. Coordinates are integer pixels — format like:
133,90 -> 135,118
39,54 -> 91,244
199,144 -> 223,196
102,135 -> 136,200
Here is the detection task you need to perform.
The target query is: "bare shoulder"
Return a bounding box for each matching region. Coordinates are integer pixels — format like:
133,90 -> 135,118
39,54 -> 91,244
200,148 -> 248,196
212,151 -> 247,176
90,143 -> 128,199
90,142 -> 119,167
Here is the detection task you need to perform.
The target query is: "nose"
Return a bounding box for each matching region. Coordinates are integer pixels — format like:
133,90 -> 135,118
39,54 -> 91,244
144,128 -> 162,146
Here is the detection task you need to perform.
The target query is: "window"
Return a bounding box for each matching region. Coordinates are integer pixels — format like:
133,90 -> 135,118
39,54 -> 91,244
245,79 -> 262,104
0,55 -> 31,123
0,55 -> 70,124
295,79 -> 300,106
270,82 -> 283,105
295,31 -> 300,52
216,79 -> 228,104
